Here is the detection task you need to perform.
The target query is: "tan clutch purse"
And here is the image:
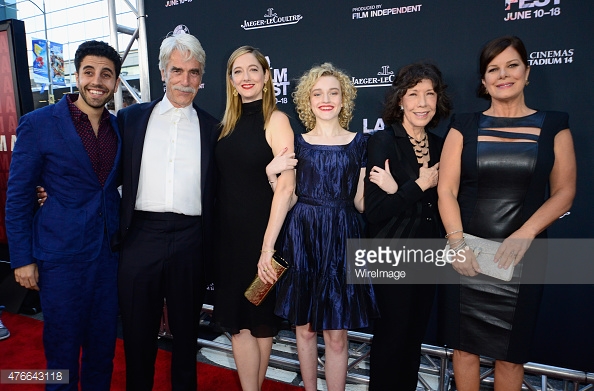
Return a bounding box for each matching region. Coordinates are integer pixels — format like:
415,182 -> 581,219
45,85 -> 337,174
244,253 -> 289,306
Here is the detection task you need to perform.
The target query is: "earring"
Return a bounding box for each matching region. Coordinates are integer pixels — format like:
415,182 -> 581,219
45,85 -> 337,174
263,86 -> 268,93
233,89 -> 238,96
525,80 -> 530,86
399,105 -> 404,111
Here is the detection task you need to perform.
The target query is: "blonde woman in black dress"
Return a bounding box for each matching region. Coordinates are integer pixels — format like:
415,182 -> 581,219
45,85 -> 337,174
214,46 -> 295,391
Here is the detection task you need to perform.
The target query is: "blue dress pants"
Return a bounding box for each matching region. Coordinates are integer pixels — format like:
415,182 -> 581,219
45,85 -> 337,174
38,236 -> 119,391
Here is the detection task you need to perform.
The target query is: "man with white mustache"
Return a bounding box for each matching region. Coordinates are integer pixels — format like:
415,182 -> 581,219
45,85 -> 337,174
114,32 -> 220,391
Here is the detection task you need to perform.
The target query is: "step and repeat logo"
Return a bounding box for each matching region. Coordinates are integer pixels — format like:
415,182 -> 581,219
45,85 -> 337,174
352,3 -> 423,20
266,57 -> 291,105
351,65 -> 395,88
362,118 -> 386,134
165,0 -> 192,7
351,65 -> 394,133
529,48 -> 574,66
504,0 -> 561,22
241,8 -> 303,30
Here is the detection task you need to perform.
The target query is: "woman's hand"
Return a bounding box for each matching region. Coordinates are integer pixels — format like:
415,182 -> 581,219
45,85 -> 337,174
266,147 -> 297,177
494,230 -> 534,270
416,162 -> 439,191
450,246 -> 481,277
257,251 -> 277,285
368,159 -> 398,194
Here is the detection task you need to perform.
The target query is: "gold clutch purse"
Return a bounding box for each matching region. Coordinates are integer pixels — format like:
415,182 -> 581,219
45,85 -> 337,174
244,253 -> 289,306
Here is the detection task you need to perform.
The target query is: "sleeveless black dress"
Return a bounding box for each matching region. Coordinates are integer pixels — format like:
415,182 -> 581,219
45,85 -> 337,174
213,100 -> 280,337
439,111 -> 569,363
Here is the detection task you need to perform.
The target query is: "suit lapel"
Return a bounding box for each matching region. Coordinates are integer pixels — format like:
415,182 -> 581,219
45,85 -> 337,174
427,132 -> 442,164
391,123 -> 419,180
196,106 -> 211,194
104,114 -> 122,187
130,100 -> 160,195
53,98 -> 97,181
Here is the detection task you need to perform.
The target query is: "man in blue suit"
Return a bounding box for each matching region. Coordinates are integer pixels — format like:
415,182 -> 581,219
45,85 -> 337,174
6,41 -> 122,391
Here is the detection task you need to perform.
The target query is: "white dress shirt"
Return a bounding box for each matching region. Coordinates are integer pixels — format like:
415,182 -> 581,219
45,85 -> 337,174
135,95 -> 202,215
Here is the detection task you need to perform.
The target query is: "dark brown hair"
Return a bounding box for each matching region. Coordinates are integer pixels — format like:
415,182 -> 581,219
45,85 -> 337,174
477,35 -> 529,99
382,62 -> 451,129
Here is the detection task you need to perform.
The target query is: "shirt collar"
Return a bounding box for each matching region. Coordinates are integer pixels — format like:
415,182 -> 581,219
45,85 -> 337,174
66,94 -> 110,126
158,94 -> 195,120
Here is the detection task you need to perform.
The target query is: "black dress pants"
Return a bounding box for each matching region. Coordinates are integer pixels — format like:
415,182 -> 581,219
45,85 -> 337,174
369,284 -> 436,390
118,211 -> 204,391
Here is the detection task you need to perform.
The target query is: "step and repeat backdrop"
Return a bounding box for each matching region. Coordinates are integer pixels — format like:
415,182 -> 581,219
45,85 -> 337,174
144,0 -> 593,371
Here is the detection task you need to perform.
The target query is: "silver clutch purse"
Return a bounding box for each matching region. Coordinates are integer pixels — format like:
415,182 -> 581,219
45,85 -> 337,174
445,234 -> 514,282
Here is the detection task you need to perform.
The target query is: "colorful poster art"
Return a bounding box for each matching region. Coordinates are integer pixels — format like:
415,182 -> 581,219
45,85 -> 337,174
32,38 -> 65,86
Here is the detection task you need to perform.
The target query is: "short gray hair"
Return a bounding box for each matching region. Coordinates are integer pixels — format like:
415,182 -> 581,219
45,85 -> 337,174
158,33 -> 206,74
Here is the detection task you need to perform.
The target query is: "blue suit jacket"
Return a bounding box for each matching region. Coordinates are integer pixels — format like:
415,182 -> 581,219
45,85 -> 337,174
5,96 -> 122,269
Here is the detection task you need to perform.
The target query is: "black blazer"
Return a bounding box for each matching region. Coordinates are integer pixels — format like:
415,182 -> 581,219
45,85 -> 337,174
114,98 -> 220,262
364,123 -> 443,239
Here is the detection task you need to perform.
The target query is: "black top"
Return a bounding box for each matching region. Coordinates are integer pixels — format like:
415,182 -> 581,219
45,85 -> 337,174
364,122 -> 443,239
213,100 -> 280,337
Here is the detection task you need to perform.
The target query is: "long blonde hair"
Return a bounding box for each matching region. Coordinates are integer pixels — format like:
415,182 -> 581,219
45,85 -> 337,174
219,46 -> 277,139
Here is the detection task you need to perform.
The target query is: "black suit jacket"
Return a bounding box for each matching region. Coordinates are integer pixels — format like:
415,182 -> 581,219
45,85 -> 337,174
115,98 -> 220,265
364,123 -> 443,239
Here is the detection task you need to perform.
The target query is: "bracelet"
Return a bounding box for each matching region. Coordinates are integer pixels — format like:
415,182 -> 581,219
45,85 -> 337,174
451,240 -> 468,252
445,229 -> 463,239
447,238 -> 465,248
260,249 -> 276,254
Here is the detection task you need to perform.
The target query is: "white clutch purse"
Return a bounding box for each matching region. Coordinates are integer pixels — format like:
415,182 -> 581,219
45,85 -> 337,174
445,234 -> 514,282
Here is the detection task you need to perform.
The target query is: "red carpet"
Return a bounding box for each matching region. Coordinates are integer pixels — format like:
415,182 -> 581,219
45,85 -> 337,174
0,312 -> 303,390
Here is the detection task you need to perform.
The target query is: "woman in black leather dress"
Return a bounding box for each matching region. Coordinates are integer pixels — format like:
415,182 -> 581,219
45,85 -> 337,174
365,62 -> 451,390
438,36 -> 576,390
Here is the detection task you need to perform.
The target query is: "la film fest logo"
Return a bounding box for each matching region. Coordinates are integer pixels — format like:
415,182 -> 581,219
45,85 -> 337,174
352,3 -> 422,20
165,0 -> 192,7
241,8 -> 303,30
529,48 -> 574,66
266,56 -> 290,105
504,0 -> 561,22
362,117 -> 385,134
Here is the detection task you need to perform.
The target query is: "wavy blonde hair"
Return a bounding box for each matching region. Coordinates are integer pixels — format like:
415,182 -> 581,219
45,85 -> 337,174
219,46 -> 277,139
293,63 -> 357,131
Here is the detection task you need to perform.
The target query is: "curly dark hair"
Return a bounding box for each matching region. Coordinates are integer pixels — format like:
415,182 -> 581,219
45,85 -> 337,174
382,62 -> 451,129
477,35 -> 529,99
74,40 -> 122,78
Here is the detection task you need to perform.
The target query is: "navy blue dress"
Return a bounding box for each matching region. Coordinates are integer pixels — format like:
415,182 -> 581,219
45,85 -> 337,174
275,132 -> 379,331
